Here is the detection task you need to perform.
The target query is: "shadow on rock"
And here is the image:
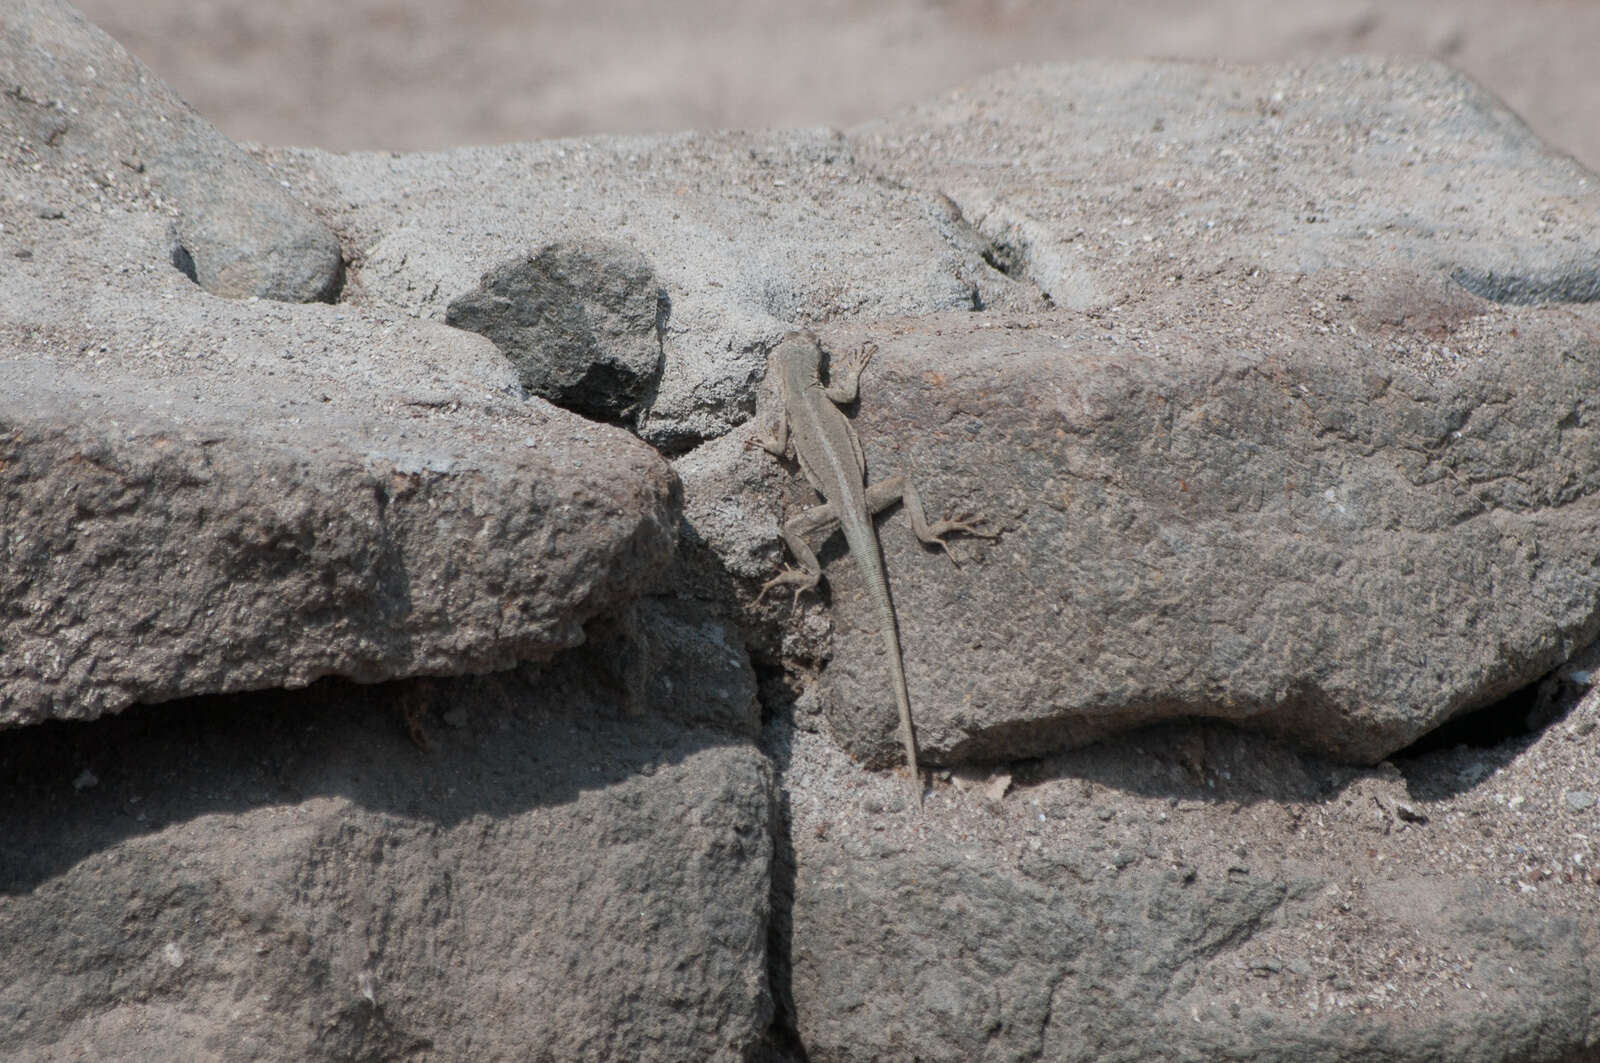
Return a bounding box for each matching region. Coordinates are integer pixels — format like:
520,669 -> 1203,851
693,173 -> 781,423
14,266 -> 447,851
0,668 -> 748,893
0,665 -> 776,1063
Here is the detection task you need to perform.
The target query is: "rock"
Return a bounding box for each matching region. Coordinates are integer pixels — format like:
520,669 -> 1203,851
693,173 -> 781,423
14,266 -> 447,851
807,297 -> 1597,767
0,112 -> 680,726
702,57 -> 1600,766
853,58 -> 1599,313
1565,791 -> 1596,812
779,723 -> 1598,1062
9,24 -> 1600,1063
446,239 -> 668,425
0,4 -> 681,727
0,333 -> 679,726
0,674 -> 776,1062
633,596 -> 762,737
0,0 -> 343,302
315,55 -> 1600,767
559,596 -> 762,737
292,130 -> 1042,450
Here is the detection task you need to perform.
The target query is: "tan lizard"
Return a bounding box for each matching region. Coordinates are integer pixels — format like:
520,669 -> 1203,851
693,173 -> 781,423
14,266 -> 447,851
753,330 -> 995,806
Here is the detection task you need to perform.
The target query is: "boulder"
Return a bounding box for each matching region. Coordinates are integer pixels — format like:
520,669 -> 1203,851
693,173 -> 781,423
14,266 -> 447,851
670,59 -> 1600,764
0,0 -> 343,302
780,719 -> 1600,1062
0,89 -> 679,726
0,674 -> 776,1062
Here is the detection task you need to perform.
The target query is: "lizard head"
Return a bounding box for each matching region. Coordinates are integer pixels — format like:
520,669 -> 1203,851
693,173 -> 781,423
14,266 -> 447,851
770,330 -> 823,384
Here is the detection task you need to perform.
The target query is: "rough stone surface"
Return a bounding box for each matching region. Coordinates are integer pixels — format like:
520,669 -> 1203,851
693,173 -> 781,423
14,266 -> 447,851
552,595 -> 762,738
775,710 -> 1600,1063
291,56 -> 1600,763
289,129 -> 1042,450
446,239 -> 669,424
852,59 -> 1600,313
0,0 -> 343,303
1,359 -> 680,726
798,303 -> 1600,767
661,59 -> 1600,766
0,672 -> 776,1063
633,596 -> 763,738
10,18 -> 1600,1061
0,72 -> 681,728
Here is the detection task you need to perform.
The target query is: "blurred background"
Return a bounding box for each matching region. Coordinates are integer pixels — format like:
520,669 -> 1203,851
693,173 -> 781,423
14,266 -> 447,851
75,0 -> 1599,171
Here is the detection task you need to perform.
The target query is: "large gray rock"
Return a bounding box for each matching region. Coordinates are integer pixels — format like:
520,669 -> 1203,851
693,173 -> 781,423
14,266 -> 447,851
0,673 -> 776,1062
669,58 -> 1600,766
294,129 -> 1042,450
0,0 -> 343,302
0,101 -> 680,727
0,334 -> 678,726
778,719 -> 1600,1062
796,301 -> 1599,766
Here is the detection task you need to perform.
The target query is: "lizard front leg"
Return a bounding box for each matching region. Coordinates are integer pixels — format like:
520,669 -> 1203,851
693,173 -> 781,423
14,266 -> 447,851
867,474 -> 998,561
749,405 -> 791,459
823,341 -> 877,404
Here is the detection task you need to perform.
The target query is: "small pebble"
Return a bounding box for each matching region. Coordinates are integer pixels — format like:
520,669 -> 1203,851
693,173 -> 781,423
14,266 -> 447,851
1564,790 -> 1596,812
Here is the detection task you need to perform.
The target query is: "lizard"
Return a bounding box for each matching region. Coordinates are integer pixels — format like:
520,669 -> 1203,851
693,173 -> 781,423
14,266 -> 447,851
752,330 -> 996,806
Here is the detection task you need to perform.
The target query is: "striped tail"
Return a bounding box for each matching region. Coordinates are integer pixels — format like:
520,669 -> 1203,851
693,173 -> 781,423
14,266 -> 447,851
848,524 -> 922,808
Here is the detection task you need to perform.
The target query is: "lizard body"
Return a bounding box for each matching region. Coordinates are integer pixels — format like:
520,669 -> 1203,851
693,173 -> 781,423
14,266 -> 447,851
754,331 -> 993,805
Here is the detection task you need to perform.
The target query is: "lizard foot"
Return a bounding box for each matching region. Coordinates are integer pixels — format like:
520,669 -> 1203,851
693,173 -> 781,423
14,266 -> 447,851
924,516 -> 1001,564
745,433 -> 789,460
841,340 -> 878,376
755,568 -> 820,609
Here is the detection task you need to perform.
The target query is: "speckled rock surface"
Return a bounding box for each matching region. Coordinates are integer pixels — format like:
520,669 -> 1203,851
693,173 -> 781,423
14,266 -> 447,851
774,705 -> 1600,1062
7,13 -> 1600,1059
0,0 -> 343,302
674,59 -> 1600,765
0,58 -> 679,725
0,673 -> 775,1062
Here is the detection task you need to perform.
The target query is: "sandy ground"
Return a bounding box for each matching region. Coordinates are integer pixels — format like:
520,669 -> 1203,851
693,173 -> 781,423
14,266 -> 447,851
76,0 -> 1600,173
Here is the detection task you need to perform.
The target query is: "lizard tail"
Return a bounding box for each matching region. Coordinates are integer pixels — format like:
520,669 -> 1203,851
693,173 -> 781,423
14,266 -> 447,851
875,592 -> 923,809
845,523 -> 924,809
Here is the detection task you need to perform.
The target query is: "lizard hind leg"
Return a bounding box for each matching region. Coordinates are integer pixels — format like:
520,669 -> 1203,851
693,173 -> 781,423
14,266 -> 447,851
755,566 -> 821,610
867,474 -> 999,563
756,510 -> 832,608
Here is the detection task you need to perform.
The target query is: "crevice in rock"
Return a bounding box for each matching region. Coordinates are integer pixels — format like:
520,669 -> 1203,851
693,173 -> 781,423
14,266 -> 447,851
170,241 -> 198,284
1394,686 -> 1542,758
752,660 -> 812,1063
1393,664 -> 1582,760
1449,264 -> 1600,305
924,190 -> 1055,307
